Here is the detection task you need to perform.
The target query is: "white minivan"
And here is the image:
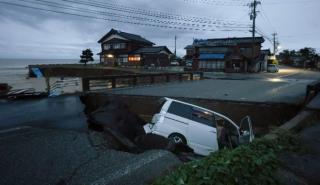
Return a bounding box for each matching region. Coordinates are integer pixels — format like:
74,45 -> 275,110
144,98 -> 254,156
267,64 -> 279,73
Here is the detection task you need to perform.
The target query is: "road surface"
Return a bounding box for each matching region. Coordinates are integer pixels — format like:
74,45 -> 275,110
110,66 -> 318,104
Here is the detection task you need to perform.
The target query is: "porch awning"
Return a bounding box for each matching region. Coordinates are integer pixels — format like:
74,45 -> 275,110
199,53 -> 225,60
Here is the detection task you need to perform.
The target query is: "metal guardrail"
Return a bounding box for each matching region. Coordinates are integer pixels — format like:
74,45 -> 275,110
82,72 -> 204,92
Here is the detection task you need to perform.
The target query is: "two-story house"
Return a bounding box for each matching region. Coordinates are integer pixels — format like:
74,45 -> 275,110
98,29 -> 172,67
185,37 -> 265,72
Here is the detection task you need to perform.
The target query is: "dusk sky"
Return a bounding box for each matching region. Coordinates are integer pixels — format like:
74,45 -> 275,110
0,0 -> 319,59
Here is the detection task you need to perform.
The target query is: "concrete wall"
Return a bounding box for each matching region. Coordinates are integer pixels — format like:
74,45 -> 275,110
28,65 -> 135,77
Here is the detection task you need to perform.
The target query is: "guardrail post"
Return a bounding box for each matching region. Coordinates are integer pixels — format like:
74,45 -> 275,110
150,75 -> 154,84
111,78 -> 116,89
82,78 -> 89,92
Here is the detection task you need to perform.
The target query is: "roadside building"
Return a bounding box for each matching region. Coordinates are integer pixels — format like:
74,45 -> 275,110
98,29 -> 172,67
259,49 -> 271,72
185,37 -> 265,72
184,45 -> 194,66
130,46 -> 172,67
291,55 -> 307,67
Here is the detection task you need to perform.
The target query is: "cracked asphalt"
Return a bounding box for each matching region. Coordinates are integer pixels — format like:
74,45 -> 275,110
0,127 -> 180,185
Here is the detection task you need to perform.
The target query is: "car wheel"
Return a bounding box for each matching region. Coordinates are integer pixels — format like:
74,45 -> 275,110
169,133 -> 187,144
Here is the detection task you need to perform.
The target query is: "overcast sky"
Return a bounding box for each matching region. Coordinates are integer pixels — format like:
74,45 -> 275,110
0,0 -> 319,59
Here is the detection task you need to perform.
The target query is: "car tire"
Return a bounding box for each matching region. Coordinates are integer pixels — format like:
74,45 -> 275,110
168,133 -> 187,145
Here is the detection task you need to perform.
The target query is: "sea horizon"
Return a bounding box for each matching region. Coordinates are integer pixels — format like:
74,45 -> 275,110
0,58 -> 97,89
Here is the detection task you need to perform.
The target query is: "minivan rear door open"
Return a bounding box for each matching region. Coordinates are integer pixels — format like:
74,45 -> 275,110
239,116 -> 254,144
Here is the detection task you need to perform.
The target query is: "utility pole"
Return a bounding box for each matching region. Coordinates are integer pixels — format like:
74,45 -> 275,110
249,0 -> 260,72
272,32 -> 277,55
174,35 -> 177,57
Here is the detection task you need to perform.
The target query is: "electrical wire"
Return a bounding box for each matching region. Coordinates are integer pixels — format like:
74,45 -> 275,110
0,1 -> 250,32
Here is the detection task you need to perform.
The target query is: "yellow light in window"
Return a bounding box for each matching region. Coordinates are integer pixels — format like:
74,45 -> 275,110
107,54 -> 114,58
128,56 -> 140,62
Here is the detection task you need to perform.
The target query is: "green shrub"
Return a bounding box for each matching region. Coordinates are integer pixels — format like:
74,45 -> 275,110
153,131 -> 300,185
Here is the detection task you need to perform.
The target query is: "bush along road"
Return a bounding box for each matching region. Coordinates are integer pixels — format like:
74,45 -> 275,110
152,130 -> 308,185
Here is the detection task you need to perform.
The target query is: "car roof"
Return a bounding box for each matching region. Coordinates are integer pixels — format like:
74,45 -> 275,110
163,97 -> 239,128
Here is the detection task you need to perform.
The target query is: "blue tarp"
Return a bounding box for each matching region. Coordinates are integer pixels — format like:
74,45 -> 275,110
199,53 -> 225,60
31,68 -> 43,78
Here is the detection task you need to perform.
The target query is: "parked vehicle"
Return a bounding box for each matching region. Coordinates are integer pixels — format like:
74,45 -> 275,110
144,98 -> 254,156
186,61 -> 192,67
267,64 -> 279,73
170,61 -> 180,66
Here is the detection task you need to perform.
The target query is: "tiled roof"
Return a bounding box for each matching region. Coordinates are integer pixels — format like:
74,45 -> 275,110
132,46 -> 172,54
194,37 -> 265,46
98,28 -> 154,45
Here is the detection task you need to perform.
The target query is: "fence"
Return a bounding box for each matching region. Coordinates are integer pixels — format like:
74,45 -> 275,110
82,72 -> 204,92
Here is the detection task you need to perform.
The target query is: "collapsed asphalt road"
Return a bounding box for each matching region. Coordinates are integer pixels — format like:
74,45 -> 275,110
0,94 -> 197,185
0,127 -> 181,185
80,94 -> 194,158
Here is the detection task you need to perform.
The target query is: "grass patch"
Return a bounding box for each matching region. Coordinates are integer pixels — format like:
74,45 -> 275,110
152,130 -> 301,185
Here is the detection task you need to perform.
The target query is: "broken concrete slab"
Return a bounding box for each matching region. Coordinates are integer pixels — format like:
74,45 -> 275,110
0,127 -> 181,185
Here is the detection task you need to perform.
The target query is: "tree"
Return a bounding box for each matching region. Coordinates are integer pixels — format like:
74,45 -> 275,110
79,49 -> 94,66
299,47 -> 316,59
279,49 -> 292,64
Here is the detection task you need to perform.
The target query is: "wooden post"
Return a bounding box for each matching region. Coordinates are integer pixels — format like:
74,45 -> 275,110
133,76 -> 137,86
82,78 -> 89,92
166,74 -> 170,82
45,77 -> 50,94
111,78 -> 116,89
178,74 -> 183,82
190,73 -> 194,81
199,72 -> 204,80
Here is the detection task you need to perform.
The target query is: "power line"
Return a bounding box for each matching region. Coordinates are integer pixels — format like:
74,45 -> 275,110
62,0 -> 250,26
18,0 -> 247,30
181,0 -> 251,6
0,1 -> 250,32
22,0 -> 250,30
259,4 -> 276,32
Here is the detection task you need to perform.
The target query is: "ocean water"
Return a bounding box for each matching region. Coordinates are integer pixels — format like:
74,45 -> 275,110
0,59 -> 78,90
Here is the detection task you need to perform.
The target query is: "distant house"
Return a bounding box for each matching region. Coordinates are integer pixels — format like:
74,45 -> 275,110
131,46 -> 172,67
97,29 -> 172,67
185,37 -> 265,72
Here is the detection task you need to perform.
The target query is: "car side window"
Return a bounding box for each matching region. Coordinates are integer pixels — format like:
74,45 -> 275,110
191,107 -> 216,128
216,116 -> 238,136
167,101 -> 192,120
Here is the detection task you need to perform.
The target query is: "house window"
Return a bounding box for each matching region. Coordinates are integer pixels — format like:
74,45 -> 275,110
120,43 -> 126,49
128,55 -> 141,62
104,44 -> 111,50
113,43 -> 120,49
199,60 -> 224,70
